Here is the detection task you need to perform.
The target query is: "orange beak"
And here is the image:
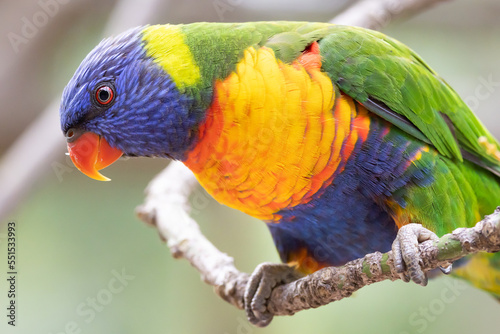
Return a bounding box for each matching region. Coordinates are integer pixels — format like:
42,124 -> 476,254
67,132 -> 123,181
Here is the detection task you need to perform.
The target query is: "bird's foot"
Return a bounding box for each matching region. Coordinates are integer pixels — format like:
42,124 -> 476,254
244,262 -> 303,327
391,223 -> 446,286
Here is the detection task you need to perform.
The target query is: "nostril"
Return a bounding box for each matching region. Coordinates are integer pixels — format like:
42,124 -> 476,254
65,128 -> 77,142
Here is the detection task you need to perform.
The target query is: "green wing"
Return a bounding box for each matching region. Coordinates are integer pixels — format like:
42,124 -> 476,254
181,22 -> 499,172
318,25 -> 500,169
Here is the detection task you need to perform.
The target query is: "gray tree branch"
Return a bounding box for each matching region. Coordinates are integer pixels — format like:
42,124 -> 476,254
266,209 -> 500,316
136,160 -> 500,322
331,0 -> 449,29
135,161 -> 249,309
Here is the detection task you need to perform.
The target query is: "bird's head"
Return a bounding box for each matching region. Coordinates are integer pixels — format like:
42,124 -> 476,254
60,26 -> 205,181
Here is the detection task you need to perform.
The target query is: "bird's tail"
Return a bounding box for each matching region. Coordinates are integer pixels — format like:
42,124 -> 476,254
452,252 -> 500,299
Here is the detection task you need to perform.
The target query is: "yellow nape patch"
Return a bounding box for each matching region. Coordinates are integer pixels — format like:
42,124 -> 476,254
142,25 -> 200,89
184,46 -> 371,221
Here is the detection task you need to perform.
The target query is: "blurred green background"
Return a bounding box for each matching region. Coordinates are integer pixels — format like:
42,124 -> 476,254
1,0 -> 500,333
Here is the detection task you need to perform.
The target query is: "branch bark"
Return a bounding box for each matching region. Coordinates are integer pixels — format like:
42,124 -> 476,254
135,161 -> 249,309
136,162 -> 500,318
267,209 -> 500,315
132,0 -> 476,326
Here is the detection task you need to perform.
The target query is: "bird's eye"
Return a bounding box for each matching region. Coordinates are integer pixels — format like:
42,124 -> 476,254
95,85 -> 114,105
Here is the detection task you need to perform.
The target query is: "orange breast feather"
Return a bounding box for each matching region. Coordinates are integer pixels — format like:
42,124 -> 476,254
184,44 -> 370,221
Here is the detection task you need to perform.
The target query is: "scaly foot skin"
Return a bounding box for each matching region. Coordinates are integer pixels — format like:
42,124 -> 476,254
244,262 -> 303,327
391,223 -> 440,286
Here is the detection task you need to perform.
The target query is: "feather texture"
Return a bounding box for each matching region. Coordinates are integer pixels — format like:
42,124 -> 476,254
60,21 -> 500,297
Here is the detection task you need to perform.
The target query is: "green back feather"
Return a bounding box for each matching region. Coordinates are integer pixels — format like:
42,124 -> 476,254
169,22 -> 499,173
318,25 -> 500,168
162,21 -> 500,299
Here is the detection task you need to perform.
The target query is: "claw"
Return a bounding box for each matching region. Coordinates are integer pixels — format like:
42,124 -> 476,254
439,264 -> 453,275
244,263 -> 302,327
391,223 -> 439,286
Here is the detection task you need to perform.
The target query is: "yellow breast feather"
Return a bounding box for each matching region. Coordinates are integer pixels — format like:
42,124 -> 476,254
184,44 -> 370,221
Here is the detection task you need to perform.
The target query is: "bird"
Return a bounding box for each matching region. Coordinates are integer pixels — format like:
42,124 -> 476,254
59,21 -> 500,326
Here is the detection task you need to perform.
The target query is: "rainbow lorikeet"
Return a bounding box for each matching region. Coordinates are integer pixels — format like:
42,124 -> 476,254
60,22 -> 500,326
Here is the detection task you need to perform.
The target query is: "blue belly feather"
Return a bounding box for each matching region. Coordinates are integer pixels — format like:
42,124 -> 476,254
269,118 -> 434,266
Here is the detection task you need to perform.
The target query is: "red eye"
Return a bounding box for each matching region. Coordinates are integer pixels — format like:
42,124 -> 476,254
95,85 -> 114,105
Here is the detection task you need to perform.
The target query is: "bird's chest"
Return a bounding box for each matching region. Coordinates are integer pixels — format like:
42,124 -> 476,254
183,46 -> 370,221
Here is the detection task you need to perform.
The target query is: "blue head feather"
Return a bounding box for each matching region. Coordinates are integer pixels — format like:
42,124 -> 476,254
60,26 -> 206,160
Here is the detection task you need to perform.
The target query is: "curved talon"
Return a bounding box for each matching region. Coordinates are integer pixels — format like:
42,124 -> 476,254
439,264 -> 453,275
244,262 -> 302,327
391,223 -> 439,286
